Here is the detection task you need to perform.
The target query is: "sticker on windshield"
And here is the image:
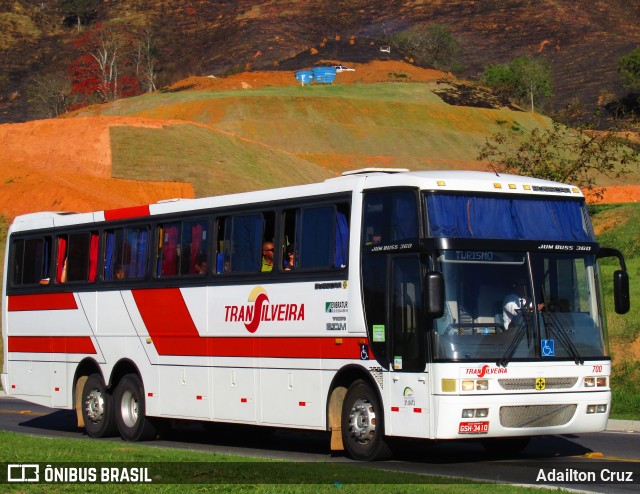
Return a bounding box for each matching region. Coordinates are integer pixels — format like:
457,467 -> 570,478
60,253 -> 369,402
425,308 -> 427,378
541,339 -> 555,357
372,324 -> 385,342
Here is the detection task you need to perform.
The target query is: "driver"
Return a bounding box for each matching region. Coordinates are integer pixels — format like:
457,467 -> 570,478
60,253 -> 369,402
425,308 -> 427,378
502,279 -> 543,329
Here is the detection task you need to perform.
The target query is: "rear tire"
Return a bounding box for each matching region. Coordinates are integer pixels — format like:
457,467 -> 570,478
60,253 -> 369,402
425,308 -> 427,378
81,373 -> 117,438
341,379 -> 391,461
114,374 -> 157,441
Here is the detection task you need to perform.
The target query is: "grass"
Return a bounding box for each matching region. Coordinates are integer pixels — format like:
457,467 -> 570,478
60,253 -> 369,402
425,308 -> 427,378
590,203 -> 640,419
109,123 -> 332,197
79,83 -> 549,174
0,431 -> 553,493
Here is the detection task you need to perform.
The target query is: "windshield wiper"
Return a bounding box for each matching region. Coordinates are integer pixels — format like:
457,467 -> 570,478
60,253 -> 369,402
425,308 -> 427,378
542,310 -> 584,365
538,285 -> 583,365
497,312 -> 532,367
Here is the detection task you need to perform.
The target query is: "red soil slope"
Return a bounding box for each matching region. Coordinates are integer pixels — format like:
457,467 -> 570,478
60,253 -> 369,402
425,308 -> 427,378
1,62 -> 639,222
0,117 -> 193,221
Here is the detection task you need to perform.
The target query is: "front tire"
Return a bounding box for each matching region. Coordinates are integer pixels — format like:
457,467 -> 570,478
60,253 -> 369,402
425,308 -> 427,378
114,374 -> 157,441
341,379 -> 391,461
81,373 -> 117,438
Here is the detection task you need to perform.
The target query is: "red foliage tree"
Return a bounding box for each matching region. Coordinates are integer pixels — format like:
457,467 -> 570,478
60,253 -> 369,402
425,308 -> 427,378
69,23 -> 142,104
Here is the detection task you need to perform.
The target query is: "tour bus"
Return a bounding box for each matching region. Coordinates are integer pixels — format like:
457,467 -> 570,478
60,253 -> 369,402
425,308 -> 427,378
1,169 -> 630,460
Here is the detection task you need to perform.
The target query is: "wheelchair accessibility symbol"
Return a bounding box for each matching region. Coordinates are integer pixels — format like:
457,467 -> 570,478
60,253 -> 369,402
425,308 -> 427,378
360,344 -> 369,360
541,339 -> 555,357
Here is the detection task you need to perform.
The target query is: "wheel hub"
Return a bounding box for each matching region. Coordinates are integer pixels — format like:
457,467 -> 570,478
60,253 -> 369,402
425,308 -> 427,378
120,389 -> 139,428
348,398 -> 376,443
85,389 -> 104,423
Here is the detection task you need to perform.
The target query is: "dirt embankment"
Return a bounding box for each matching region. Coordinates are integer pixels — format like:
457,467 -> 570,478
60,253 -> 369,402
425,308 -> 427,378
2,61 -> 639,222
0,117 -> 193,220
169,60 -> 449,91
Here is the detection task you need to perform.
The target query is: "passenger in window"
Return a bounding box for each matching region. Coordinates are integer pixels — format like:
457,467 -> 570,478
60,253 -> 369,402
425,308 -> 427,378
284,245 -> 295,271
194,256 -> 207,275
60,258 -> 68,283
261,241 -> 274,272
114,265 -> 126,280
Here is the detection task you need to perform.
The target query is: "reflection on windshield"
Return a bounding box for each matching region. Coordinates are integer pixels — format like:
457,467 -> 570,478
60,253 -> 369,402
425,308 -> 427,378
432,250 -> 607,363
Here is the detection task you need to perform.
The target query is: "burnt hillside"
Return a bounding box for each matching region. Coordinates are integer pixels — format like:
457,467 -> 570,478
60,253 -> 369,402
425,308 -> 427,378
1,0 -> 640,123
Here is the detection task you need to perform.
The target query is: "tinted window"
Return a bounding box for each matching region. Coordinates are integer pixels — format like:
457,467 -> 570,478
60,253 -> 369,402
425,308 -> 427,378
56,232 -> 99,283
12,237 -> 51,286
156,219 -> 209,277
104,227 -> 148,280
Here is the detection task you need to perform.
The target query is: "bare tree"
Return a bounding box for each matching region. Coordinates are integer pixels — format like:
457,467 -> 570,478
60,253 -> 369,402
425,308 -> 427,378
26,72 -> 74,118
133,28 -> 159,93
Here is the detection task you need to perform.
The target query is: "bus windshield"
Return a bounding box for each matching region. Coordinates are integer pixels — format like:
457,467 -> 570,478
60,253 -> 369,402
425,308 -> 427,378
432,250 -> 608,363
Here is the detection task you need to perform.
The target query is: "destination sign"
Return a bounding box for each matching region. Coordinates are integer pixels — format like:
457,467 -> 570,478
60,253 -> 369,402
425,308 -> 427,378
441,251 -> 525,264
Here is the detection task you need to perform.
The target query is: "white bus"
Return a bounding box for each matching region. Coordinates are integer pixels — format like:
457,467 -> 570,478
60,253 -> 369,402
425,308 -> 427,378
2,169 -> 630,460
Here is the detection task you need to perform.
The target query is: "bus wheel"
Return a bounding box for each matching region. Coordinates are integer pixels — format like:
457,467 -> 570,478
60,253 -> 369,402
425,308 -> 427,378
114,374 -> 157,441
81,373 -> 117,438
481,437 -> 531,455
341,380 -> 391,461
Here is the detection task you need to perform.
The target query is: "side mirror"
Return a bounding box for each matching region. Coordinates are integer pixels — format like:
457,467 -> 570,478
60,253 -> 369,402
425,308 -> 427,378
425,271 -> 445,318
614,270 -> 630,315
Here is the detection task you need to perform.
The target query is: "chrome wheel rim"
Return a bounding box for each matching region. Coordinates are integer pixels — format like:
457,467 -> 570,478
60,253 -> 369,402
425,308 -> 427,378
348,398 -> 376,444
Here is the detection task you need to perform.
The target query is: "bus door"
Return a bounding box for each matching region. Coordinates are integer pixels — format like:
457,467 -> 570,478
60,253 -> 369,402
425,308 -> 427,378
387,255 -> 430,438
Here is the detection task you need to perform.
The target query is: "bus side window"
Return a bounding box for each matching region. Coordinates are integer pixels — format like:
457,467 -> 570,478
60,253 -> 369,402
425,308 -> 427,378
56,232 -> 98,283
362,190 -> 418,245
292,203 -> 349,271
222,214 -> 263,273
219,213 -> 274,274
11,236 -> 52,286
104,227 -> 148,281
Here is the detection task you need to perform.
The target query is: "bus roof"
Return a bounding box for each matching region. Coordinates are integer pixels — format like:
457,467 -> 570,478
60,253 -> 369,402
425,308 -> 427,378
9,170 -> 584,232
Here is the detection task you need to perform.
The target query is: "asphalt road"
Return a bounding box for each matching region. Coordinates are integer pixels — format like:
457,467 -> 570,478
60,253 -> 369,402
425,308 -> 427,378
0,396 -> 638,491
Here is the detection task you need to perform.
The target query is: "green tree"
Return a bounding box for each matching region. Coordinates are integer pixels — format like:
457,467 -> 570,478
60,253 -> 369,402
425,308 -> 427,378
477,120 -> 638,194
482,56 -> 552,113
389,24 -> 462,72
618,47 -> 640,91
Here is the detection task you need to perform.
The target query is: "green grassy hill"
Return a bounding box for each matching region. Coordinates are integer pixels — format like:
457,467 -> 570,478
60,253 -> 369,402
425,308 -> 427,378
75,83 -> 551,182
590,203 -> 640,419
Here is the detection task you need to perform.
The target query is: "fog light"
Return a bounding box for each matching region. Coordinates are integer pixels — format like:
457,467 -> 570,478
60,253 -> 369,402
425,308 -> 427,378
462,380 -> 475,391
596,377 -> 607,387
584,377 -> 595,387
596,404 -> 607,413
441,379 -> 456,392
476,379 -> 488,391
587,405 -> 597,414
475,408 -> 489,418
462,409 -> 474,418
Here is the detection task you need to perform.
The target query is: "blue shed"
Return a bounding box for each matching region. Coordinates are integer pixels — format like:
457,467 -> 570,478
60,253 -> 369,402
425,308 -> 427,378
295,70 -> 314,85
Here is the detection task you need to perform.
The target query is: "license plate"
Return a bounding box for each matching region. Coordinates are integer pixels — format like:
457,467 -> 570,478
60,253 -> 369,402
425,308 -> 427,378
458,421 -> 489,434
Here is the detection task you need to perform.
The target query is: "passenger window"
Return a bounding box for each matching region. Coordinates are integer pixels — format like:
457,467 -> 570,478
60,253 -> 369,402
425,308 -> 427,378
11,237 -> 52,286
363,190 -> 418,246
156,219 -> 208,277
218,212 -> 274,274
56,232 -> 98,283
283,203 -> 349,271
104,227 -> 148,281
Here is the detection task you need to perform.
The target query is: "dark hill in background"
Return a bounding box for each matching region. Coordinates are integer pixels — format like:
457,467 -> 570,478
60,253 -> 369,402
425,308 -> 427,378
2,0 -> 640,123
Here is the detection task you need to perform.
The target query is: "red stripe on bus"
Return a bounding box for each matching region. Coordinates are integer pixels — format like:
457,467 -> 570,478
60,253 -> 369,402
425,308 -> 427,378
132,288 -> 369,359
8,293 -> 77,311
104,204 -> 151,221
8,336 -> 96,354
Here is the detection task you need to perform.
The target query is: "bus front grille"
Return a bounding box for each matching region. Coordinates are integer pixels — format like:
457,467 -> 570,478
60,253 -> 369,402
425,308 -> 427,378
500,404 -> 577,428
498,377 -> 578,390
